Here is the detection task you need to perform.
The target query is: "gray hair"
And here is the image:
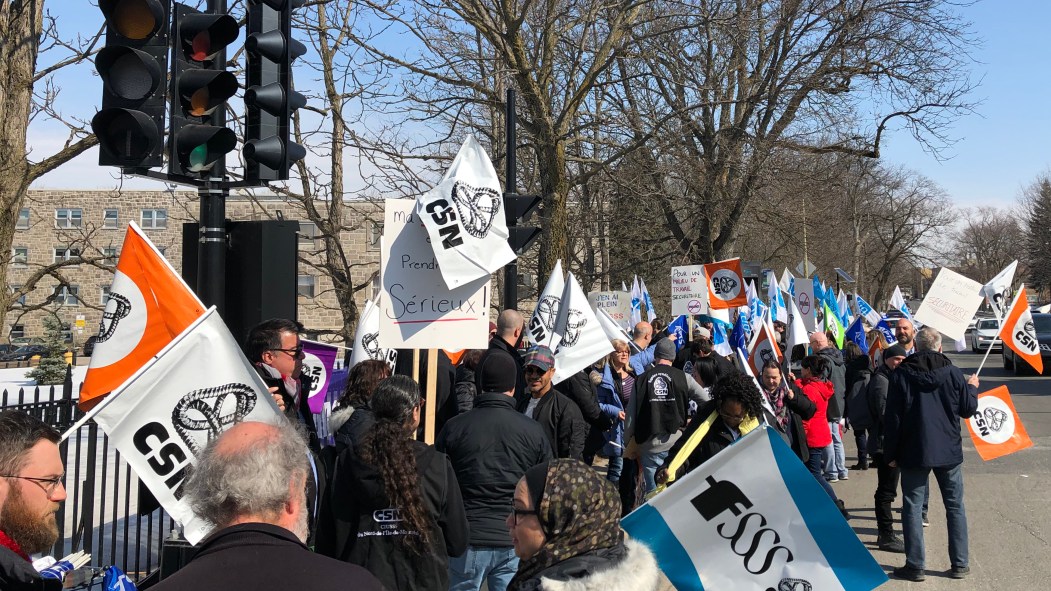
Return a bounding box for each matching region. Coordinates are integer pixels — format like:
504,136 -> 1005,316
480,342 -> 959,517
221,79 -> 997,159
915,327 -> 942,352
184,419 -> 309,528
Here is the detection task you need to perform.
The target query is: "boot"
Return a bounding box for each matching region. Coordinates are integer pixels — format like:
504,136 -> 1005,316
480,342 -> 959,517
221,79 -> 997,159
877,533 -> 905,553
835,499 -> 851,520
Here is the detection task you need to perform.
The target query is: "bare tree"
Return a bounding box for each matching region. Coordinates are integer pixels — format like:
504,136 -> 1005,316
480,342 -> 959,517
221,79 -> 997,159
952,206 -> 1025,285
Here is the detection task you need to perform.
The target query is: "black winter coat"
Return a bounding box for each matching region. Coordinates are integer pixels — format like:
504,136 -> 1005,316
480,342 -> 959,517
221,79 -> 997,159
817,347 -> 846,419
865,364 -> 893,455
555,370 -> 614,459
664,400 -> 788,477
454,364 -> 478,414
0,546 -> 60,591
517,390 -> 587,460
478,338 -> 527,403
436,392 -> 553,546
150,524 -> 384,591
316,441 -> 468,591
883,350 -> 979,469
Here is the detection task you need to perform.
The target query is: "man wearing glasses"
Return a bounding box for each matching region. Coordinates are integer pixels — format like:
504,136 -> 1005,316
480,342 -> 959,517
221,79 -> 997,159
0,411 -> 66,590
245,318 -> 311,429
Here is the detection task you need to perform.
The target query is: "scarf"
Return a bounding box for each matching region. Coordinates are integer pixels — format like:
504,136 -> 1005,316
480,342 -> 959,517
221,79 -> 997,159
763,384 -> 791,430
0,529 -> 29,561
508,459 -> 624,590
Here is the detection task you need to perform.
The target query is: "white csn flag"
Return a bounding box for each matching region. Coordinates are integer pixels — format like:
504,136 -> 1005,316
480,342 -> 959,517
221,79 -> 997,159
552,273 -> 614,384
415,135 -> 516,288
350,297 -> 398,371
982,260 -> 1018,319
528,260 -> 565,348
595,307 -> 638,352
890,286 -> 913,320
93,308 -> 284,545
785,296 -> 809,352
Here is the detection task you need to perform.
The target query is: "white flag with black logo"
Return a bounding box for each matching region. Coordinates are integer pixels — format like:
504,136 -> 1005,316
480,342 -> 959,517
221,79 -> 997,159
528,260 -> 565,348
351,297 -> 398,371
93,308 -> 284,545
415,135 -> 517,289
552,273 -> 614,384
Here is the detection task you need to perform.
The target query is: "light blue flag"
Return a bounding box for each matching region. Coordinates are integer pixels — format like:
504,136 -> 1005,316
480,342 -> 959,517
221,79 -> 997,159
710,319 -> 732,356
641,278 -> 657,323
813,274 -> 824,307
768,275 -> 788,324
854,294 -> 882,326
668,315 -> 688,351
846,317 -> 868,351
622,427 -> 887,591
788,277 -> 795,297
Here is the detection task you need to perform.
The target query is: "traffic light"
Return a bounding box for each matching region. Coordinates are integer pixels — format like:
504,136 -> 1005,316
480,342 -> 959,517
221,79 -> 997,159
168,3 -> 239,176
92,0 -> 170,168
244,0 -> 307,183
504,194 -> 543,253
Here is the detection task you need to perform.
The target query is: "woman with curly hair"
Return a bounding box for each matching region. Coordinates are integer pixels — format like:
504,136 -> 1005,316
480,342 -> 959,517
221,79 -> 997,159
654,372 -> 776,489
329,359 -> 392,453
317,375 -> 468,590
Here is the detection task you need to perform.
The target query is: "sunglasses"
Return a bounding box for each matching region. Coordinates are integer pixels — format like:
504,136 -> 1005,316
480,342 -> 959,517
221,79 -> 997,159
271,345 -> 304,357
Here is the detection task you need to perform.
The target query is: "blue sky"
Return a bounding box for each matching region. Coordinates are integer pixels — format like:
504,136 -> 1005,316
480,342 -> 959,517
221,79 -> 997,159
31,0 -> 1051,207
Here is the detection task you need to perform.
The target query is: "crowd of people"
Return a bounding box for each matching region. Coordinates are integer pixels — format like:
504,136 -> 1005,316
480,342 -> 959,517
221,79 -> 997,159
0,307 -> 981,589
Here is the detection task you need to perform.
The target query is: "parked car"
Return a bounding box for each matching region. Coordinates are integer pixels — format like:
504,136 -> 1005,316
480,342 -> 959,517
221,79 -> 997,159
82,335 -> 98,357
0,344 -> 17,356
967,318 -> 1002,352
1002,313 -> 1051,375
0,344 -> 48,361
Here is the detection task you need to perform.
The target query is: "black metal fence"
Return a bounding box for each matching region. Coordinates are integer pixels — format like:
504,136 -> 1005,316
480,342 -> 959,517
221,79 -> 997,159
2,366 -> 173,586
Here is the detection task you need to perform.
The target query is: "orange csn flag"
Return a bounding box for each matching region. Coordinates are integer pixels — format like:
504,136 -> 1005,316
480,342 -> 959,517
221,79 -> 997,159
79,223 -> 206,410
999,285 -> 1043,375
704,258 -> 748,309
747,321 -> 783,376
966,386 -> 1033,461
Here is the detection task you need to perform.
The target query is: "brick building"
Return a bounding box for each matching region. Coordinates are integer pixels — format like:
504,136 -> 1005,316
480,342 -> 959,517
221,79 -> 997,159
6,189 -> 385,345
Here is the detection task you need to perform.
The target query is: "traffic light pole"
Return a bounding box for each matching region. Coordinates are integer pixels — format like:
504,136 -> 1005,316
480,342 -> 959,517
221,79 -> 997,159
197,0 -> 228,314
502,89 -> 518,311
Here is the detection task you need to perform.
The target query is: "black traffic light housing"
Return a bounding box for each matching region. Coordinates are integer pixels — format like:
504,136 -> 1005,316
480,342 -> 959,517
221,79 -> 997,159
504,194 -> 542,254
92,0 -> 171,168
168,3 -> 239,176
244,0 -> 307,183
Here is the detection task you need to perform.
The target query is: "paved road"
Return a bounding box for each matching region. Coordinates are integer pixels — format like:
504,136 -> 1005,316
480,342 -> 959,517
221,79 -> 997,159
832,350 -> 1051,589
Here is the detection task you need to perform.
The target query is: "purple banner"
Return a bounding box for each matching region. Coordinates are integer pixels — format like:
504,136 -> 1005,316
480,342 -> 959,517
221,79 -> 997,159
301,340 -> 340,414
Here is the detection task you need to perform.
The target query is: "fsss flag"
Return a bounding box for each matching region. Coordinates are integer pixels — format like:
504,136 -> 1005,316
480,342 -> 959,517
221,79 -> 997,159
622,427 -> 886,591
415,134 -> 516,289
80,223 -> 206,410
528,259 -> 565,347
966,385 -> 1033,461
999,285 -> 1043,374
301,340 -> 339,414
853,294 -> 882,327
704,258 -> 748,309
93,308 -> 284,544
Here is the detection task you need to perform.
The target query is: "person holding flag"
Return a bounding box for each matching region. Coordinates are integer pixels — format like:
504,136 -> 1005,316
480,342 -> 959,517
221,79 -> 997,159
809,332 -> 849,482
757,360 -> 815,462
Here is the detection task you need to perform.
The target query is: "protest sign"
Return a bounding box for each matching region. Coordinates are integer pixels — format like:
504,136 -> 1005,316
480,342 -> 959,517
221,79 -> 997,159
704,258 -> 748,309
623,427 -> 886,591
302,340 -> 339,414
379,199 -> 491,350
528,260 -> 565,347
93,309 -> 284,544
671,265 -> 709,316
792,279 -> 817,332
415,135 -> 516,288
588,290 -> 632,330
967,386 -> 1033,461
914,268 -> 984,341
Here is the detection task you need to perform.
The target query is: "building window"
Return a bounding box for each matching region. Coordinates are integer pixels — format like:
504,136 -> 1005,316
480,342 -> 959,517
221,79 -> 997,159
16,209 -> 29,230
370,273 -> 381,300
102,247 -> 118,266
101,285 -> 112,306
297,275 -> 316,298
55,208 -> 83,229
368,222 -> 383,251
9,285 -> 25,306
54,285 -> 79,306
140,209 -> 167,229
299,221 -> 318,245
103,209 -> 119,229
156,246 -> 167,257
54,247 -> 81,263
10,325 -> 24,340
11,247 -> 27,267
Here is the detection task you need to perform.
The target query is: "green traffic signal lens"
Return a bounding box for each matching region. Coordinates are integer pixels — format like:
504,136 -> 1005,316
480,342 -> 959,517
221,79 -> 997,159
188,144 -> 208,171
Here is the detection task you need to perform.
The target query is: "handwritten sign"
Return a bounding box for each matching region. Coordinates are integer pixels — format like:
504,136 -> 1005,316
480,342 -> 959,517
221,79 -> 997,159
379,199 -> 491,349
671,265 -> 709,316
588,290 -> 631,330
915,267 -> 983,341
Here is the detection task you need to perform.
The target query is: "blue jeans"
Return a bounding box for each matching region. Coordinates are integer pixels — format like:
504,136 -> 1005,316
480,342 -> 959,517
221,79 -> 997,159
639,449 -> 669,495
607,455 -> 623,483
824,420 -> 847,478
901,464 -> 969,570
806,447 -> 838,501
448,545 -> 519,591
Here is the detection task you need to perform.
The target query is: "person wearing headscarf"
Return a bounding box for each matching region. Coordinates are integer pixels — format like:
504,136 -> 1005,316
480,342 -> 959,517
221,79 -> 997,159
506,459 -> 661,591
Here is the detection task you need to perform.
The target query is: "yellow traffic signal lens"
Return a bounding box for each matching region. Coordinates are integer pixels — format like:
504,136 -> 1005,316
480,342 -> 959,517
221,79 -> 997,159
189,88 -> 209,116
112,0 -> 157,40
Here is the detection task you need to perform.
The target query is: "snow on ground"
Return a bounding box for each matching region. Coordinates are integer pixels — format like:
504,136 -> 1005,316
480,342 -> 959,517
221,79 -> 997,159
0,364 -> 86,403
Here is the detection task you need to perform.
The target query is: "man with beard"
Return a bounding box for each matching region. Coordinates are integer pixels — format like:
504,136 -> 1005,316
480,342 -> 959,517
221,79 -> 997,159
151,420 -> 383,591
0,411 -> 66,591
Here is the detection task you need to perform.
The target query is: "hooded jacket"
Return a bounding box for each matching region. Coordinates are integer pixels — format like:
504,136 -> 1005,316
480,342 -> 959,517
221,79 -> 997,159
883,350 -> 979,468
817,347 -> 846,419
511,538 -> 661,591
0,545 -> 60,591
316,440 -> 468,591
796,377 -> 834,448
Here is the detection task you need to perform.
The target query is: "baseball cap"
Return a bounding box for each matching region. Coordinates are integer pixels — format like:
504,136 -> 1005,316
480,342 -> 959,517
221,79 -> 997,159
655,338 -> 677,361
695,325 -> 711,340
523,345 -> 555,372
479,350 -> 518,392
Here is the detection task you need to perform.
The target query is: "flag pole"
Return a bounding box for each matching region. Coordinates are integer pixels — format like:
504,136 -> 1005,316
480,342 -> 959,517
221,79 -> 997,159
60,307 -> 218,442
973,307 -> 1007,377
